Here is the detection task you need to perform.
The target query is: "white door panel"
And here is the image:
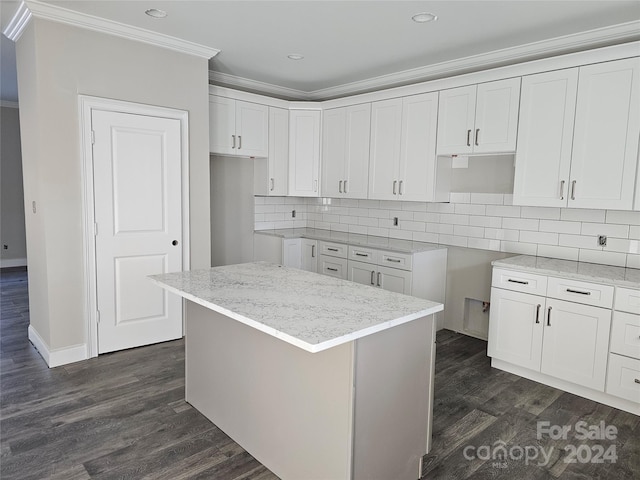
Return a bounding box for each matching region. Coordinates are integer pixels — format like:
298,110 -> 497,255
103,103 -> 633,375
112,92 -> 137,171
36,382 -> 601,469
93,110 -> 183,354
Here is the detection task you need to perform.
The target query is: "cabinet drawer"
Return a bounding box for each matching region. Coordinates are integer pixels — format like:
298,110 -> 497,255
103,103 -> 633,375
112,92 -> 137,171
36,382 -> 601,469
318,241 -> 348,259
547,277 -> 614,308
318,255 -> 348,280
379,250 -> 412,271
491,268 -> 547,296
610,312 -> 640,360
348,246 -> 378,264
606,354 -> 640,404
615,287 -> 640,315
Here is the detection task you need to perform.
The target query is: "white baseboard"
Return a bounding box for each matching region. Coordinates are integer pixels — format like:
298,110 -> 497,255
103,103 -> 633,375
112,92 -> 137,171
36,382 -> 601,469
1,257 -> 27,268
28,325 -> 87,368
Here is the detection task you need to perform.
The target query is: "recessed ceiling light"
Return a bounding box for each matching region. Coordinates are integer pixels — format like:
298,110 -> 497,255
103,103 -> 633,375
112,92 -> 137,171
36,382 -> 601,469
412,12 -> 437,23
287,54 -> 304,60
145,8 -> 167,19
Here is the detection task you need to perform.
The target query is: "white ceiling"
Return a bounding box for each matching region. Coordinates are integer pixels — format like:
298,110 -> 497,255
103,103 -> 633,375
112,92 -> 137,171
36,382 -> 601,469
2,1 -> 640,103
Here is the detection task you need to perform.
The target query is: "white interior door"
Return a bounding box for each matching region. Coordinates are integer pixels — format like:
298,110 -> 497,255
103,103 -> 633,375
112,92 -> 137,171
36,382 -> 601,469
92,109 -> 183,354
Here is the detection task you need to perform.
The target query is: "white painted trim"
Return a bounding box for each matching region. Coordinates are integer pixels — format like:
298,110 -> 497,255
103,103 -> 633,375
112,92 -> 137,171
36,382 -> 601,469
4,0 -> 219,59
0,101 -> 19,108
28,325 -> 87,368
209,21 -> 640,101
0,257 -> 27,268
79,95 -> 190,358
2,1 -> 32,41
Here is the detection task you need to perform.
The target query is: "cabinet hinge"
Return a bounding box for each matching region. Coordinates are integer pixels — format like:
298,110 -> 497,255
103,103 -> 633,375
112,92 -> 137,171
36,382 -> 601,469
91,130 -> 95,145
96,310 -> 101,324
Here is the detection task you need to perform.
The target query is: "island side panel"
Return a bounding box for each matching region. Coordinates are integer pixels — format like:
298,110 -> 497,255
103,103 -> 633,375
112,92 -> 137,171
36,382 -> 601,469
352,314 -> 435,480
185,301 -> 355,480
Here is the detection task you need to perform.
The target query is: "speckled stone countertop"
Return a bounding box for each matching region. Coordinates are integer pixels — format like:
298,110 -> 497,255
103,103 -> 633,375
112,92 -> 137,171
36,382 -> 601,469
492,255 -> 640,289
255,228 -> 445,254
150,262 -> 443,353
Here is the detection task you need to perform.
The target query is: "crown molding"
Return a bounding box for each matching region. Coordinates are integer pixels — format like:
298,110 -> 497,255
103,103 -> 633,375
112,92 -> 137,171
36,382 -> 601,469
0,100 -> 19,108
3,0 -> 219,59
209,70 -> 310,101
209,20 -> 640,101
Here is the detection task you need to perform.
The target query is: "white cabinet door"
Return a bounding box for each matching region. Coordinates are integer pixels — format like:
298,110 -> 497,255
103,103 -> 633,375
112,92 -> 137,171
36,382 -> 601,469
268,107 -> 289,196
301,239 -> 318,273
282,238 -> 302,269
289,110 -> 321,197
541,298 -> 612,391
318,255 -> 348,279
368,99 -> 402,200
488,288 -> 545,371
399,92 -> 439,202
436,85 -> 476,155
209,96 -> 236,155
321,107 -> 347,198
377,265 -> 412,295
236,101 -> 269,158
474,78 -> 521,153
344,104 -> 372,199
348,260 -> 377,287
513,69 -> 578,207
569,58 -> 640,210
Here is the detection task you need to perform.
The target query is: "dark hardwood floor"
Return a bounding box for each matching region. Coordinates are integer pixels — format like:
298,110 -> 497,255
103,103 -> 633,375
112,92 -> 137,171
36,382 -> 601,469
1,267 -> 638,479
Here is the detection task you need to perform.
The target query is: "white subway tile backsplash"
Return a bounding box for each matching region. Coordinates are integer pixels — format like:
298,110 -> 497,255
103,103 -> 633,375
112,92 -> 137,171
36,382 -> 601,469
401,220 -> 426,232
378,200 -> 403,211
537,245 -> 579,261
484,228 -> 519,241
604,238 -> 639,254
439,234 -> 468,247
519,230 -> 559,246
379,218 -> 395,228
626,254 -> 640,269
581,222 -> 629,238
427,203 -> 455,214
606,210 -> 640,226
578,249 -> 627,267
560,208 -> 606,223
503,194 -> 514,206
468,238 -> 499,251
358,217 -> 379,227
427,223 -> 454,235
439,213 -> 470,226
389,229 -> 413,240
454,203 -> 486,215
348,224 -> 367,235
449,192 -> 470,204
470,193 -> 504,205
394,210 -> 415,221
558,234 -> 601,250
412,231 -> 439,243
521,207 -> 561,220
414,212 -> 440,223
501,241 -> 537,255
539,220 -> 581,235
358,199 -> 380,208
502,218 -> 539,231
630,225 -> 640,240
401,201 -> 428,212
485,205 -> 521,218
368,227 -> 390,237
255,204 -> 276,214
453,225 -> 484,238
469,216 -> 502,228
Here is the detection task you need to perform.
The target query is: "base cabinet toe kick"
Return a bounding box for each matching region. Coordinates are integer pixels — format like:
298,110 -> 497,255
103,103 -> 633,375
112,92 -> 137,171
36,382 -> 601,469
487,256 -> 640,416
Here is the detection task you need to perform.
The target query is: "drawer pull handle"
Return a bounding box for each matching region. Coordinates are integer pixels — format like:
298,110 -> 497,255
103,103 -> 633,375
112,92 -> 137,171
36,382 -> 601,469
393,180 -> 397,195
507,279 -> 529,285
377,272 -> 382,287
327,248 -> 339,252
547,306 -> 552,326
311,245 -> 315,258
327,267 -> 338,272
566,288 -> 591,295
535,304 -> 541,324
355,252 -> 368,257
466,129 -> 471,147
386,258 -> 401,263
370,271 -> 375,285
339,180 -> 343,194
635,379 -> 640,384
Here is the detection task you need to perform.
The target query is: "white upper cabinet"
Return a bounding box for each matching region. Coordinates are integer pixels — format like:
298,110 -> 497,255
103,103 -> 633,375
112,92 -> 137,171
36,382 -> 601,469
514,58 -> 640,210
255,107 -> 289,196
569,58 -> 640,210
322,104 -> 371,198
436,78 -> 521,155
288,109 -> 322,197
513,68 -> 578,207
369,92 -> 443,202
209,96 -> 269,157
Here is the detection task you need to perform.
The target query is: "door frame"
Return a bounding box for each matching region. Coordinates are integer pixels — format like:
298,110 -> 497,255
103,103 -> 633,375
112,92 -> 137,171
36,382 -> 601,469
79,95 -> 190,358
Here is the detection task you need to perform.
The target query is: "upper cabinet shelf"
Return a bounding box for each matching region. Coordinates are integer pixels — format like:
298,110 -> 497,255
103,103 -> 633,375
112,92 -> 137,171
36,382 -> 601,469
436,78 -> 521,156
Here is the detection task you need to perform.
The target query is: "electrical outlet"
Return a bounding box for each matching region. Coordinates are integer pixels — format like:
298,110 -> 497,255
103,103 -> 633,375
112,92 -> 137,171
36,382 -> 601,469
3,245 -> 7,250
291,210 -> 296,218
598,235 -> 607,247
393,217 -> 399,226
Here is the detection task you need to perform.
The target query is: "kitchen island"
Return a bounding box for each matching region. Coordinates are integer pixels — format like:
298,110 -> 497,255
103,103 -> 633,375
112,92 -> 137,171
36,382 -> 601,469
150,262 -> 443,480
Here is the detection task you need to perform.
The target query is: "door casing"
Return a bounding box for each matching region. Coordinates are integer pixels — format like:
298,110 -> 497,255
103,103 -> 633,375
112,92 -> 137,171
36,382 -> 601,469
79,95 -> 190,358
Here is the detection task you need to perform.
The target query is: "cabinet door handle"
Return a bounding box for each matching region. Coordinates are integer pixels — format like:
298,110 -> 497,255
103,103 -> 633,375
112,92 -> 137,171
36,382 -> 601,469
386,258 -> 401,263
634,379 -> 640,384
560,180 -> 565,200
377,272 -> 382,287
399,180 -> 403,195
270,178 -> 275,191
571,180 -> 576,200
475,128 -> 480,146
466,129 -> 471,147
238,135 -> 242,150
344,180 -> 348,194
566,288 -> 591,296
327,247 -> 339,252
535,304 -> 541,324
355,252 -> 368,257
339,180 -> 343,193
311,245 -> 315,258
507,279 -> 529,285
370,270 -> 375,285
327,267 -> 338,272
547,306 -> 552,326
232,134 -> 236,149
393,180 -> 397,195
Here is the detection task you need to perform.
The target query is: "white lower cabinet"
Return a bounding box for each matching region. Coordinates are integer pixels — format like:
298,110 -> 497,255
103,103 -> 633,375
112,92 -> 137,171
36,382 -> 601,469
301,239 -> 318,272
318,255 -> 348,279
488,264 -> 639,415
282,238 -> 317,272
347,259 -> 412,295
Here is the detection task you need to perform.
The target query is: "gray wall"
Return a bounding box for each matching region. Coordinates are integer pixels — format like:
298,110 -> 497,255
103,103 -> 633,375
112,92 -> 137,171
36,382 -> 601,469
0,105 -> 27,266
15,18 -> 211,351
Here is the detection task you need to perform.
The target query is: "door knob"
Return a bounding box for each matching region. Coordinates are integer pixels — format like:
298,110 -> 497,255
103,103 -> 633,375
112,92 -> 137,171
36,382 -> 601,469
172,240 -> 179,246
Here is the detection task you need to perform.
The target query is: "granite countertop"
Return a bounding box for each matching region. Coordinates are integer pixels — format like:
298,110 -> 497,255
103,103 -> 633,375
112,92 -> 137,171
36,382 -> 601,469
150,262 -> 443,353
255,228 -> 446,254
492,255 -> 640,289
